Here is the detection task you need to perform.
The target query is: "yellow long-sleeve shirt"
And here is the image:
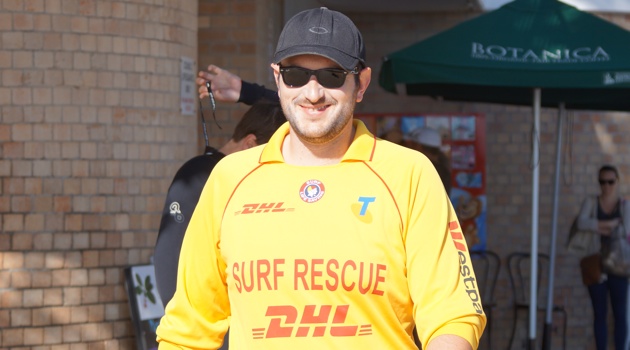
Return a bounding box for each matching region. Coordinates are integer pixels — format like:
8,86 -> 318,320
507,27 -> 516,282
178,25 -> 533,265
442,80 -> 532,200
156,120 -> 486,349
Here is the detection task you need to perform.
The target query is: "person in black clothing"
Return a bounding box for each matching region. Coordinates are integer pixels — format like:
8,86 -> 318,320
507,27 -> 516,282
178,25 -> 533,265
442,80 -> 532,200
154,99 -> 286,307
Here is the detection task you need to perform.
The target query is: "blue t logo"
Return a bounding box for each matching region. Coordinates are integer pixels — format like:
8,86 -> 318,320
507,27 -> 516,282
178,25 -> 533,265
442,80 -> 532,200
358,197 -> 376,216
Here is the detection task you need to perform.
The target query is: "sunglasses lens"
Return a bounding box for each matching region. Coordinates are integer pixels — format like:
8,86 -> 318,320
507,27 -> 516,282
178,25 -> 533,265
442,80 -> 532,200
281,68 -> 310,87
317,70 -> 346,88
280,67 -> 348,89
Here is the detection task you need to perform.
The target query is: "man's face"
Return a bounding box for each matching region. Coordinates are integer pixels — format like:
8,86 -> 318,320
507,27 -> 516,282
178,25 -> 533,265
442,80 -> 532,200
272,55 -> 370,145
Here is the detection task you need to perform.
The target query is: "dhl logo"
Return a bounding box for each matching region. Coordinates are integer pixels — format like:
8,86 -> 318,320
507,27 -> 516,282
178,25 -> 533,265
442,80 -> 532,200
237,202 -> 294,215
253,304 -> 371,339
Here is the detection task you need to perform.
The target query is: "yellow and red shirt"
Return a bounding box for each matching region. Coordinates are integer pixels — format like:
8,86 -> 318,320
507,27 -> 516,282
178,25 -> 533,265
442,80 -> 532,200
157,120 -> 486,349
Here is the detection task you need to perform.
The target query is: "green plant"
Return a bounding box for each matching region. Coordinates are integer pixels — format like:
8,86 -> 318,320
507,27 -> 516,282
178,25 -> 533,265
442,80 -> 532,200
135,273 -> 157,308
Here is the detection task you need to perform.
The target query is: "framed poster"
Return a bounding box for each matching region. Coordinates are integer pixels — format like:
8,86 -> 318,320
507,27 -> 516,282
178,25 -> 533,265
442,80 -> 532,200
356,114 -> 487,251
124,264 -> 165,350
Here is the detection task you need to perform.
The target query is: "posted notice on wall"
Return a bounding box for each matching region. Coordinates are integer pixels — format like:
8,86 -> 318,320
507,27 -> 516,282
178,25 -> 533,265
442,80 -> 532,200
180,56 -> 196,116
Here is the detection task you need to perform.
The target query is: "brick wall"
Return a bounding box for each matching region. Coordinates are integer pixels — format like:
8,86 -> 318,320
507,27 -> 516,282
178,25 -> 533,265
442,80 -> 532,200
1,0 -> 198,348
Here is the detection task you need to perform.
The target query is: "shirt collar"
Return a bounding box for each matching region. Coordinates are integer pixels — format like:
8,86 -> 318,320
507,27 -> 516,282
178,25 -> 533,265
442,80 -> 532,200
259,119 -> 376,164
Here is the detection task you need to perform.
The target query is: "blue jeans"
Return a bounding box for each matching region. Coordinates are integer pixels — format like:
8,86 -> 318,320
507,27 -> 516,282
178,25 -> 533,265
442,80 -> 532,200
587,274 -> 629,350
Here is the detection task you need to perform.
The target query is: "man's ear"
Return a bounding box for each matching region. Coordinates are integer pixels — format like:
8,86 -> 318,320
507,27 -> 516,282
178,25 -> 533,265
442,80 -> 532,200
242,133 -> 258,150
356,67 -> 372,103
271,63 -> 281,89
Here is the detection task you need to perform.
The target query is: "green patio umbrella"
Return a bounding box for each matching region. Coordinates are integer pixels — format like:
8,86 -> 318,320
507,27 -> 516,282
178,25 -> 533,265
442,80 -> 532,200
380,0 -> 630,111
379,0 -> 630,348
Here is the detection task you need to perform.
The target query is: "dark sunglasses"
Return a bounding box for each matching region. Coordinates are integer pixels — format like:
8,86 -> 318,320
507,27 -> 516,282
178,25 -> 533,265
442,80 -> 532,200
599,179 -> 616,185
279,66 -> 359,89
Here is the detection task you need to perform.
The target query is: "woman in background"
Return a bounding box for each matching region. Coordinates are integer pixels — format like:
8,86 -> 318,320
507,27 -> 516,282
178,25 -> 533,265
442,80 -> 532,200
576,164 -> 629,350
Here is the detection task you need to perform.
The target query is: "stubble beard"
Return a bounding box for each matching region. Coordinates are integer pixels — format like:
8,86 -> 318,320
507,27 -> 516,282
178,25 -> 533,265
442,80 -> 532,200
282,92 -> 358,145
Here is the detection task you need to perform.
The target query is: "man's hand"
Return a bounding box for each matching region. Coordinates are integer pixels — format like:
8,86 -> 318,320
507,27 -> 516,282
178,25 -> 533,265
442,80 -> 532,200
196,64 -> 243,102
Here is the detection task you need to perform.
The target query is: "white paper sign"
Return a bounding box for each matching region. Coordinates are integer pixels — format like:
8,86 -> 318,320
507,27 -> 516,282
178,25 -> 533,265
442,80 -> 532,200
130,265 -> 165,320
180,56 -> 195,116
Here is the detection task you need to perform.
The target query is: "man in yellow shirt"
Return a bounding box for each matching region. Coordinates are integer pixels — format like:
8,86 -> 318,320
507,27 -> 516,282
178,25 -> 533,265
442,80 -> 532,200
157,7 -> 485,350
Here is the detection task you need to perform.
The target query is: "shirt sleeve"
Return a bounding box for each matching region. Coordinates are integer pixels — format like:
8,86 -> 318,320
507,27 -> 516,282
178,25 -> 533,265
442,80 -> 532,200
156,170 -> 231,349
405,161 -> 486,349
237,81 -> 279,105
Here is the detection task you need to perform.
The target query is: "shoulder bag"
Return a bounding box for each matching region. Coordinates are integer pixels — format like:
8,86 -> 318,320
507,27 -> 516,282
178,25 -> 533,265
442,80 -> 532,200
566,197 -> 600,258
601,200 -> 630,277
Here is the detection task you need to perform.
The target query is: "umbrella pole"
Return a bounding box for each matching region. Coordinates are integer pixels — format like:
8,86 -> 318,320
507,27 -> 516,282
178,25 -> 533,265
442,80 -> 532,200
542,103 -> 565,350
529,88 -> 541,350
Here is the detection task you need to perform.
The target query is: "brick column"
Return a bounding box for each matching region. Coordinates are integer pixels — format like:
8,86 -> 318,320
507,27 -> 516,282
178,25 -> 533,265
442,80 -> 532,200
0,1 -> 198,348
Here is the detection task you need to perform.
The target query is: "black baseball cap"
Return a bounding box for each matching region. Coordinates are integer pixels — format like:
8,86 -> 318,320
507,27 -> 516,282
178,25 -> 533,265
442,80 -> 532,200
273,7 -> 366,71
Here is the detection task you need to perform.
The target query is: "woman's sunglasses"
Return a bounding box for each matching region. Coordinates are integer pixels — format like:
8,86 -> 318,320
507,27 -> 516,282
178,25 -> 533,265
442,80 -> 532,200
599,179 -> 616,185
279,66 -> 359,89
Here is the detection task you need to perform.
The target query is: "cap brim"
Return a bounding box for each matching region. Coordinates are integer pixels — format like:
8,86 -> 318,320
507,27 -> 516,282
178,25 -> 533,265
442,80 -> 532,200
274,45 -> 362,71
